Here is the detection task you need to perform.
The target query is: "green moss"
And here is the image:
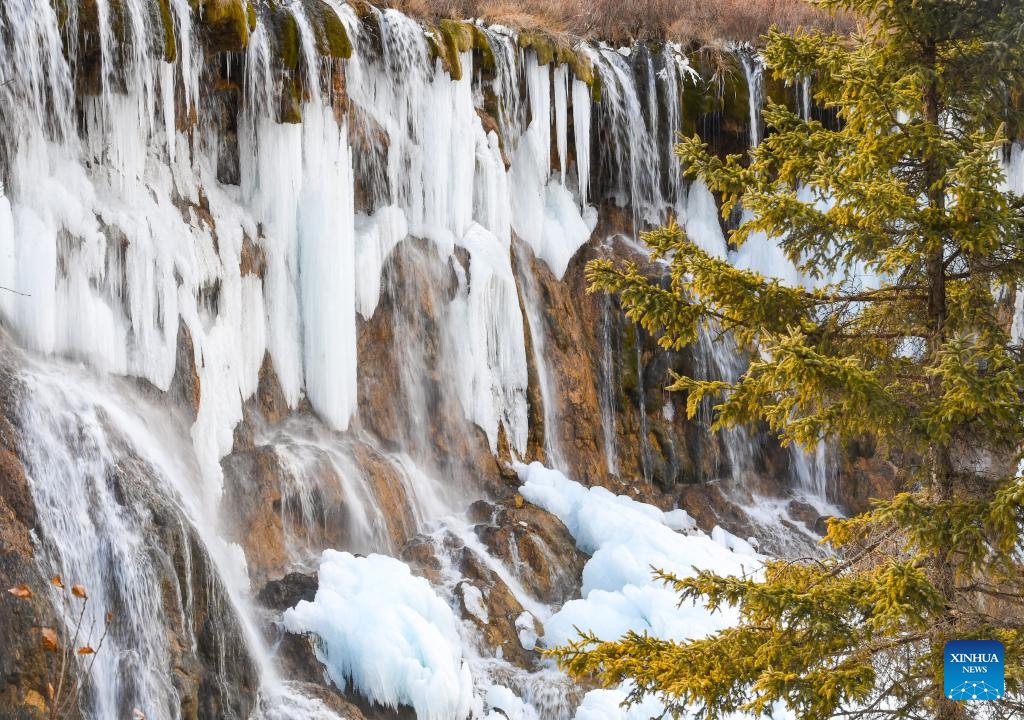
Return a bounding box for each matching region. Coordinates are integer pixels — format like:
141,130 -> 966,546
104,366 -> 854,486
246,0 -> 256,32
425,24 -> 462,80
279,12 -> 300,71
156,0 -> 177,62
308,2 -> 353,59
51,0 -> 70,32
680,72 -> 716,137
556,44 -> 595,87
470,25 -> 496,73
720,61 -> 751,133
439,20 -> 474,53
437,20 -> 476,81
517,31 -> 555,66
191,0 -> 250,52
590,72 -> 602,103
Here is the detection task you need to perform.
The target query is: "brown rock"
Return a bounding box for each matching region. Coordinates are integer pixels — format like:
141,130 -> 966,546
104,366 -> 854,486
475,500 -> 585,605
457,550 -> 538,669
170,320 -> 202,419
837,439 -> 903,516
256,353 -> 289,424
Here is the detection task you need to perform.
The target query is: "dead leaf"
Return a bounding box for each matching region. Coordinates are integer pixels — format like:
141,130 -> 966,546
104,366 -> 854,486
50,575 -> 64,588
71,584 -> 87,599
76,646 -> 94,655
47,683 -> 55,699
40,627 -> 59,652
7,584 -> 32,599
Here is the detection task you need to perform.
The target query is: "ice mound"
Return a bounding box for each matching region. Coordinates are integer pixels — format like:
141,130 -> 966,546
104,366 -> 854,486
283,550 -> 474,720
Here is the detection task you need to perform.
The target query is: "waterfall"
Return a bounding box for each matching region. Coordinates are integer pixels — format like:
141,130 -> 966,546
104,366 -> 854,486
0,1 -> 842,717
738,47 -> 764,148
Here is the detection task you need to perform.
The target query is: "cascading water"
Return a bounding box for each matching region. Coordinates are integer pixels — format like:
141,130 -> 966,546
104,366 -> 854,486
0,1 -> 849,717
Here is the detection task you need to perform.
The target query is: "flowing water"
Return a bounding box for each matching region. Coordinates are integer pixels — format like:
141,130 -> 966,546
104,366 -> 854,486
0,2 -> 840,717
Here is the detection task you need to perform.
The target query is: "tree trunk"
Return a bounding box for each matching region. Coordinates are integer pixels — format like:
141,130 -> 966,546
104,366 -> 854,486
921,42 -> 964,720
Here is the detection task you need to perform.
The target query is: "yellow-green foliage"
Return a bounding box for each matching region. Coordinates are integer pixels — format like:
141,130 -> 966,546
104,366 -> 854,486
246,0 -> 256,32
568,0 -> 1024,718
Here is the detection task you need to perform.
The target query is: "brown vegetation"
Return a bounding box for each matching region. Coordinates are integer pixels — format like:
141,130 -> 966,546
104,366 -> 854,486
382,0 -> 853,45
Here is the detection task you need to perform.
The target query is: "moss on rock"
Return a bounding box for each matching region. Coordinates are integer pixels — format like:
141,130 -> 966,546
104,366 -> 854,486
436,19 -> 476,81
470,25 -> 496,73
157,0 -> 177,62
278,11 -> 301,71
518,30 -> 556,66
190,0 -> 250,53
425,24 -> 462,80
306,0 -> 353,59
556,44 -> 594,87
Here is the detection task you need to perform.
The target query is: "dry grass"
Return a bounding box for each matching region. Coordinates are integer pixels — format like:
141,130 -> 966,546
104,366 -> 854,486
379,0 -> 853,45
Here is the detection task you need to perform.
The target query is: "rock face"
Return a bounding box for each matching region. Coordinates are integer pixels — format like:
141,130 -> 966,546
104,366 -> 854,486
0,373 -> 60,720
0,353 -> 261,720
474,499 -> 585,606
836,440 -> 904,516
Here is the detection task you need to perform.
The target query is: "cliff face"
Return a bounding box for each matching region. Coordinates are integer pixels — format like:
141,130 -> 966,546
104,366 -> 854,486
0,1 -> 901,718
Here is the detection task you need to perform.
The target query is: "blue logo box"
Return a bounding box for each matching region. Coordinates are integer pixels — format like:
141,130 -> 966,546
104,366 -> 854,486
944,640 -> 1004,701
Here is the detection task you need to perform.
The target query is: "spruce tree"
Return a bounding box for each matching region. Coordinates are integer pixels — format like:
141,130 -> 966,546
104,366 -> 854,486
554,1 -> 1024,718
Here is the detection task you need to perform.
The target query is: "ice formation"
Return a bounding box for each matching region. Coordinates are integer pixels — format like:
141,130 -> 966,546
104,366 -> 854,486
283,551 -> 474,720
517,462 -> 757,648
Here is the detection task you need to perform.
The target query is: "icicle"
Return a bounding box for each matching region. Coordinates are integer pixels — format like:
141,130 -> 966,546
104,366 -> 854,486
298,107 -> 358,432
554,64 -> 569,184
571,78 -> 592,208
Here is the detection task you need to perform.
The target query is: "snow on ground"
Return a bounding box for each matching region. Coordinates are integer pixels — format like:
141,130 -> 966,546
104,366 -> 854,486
516,461 -> 787,720
283,550 -> 474,720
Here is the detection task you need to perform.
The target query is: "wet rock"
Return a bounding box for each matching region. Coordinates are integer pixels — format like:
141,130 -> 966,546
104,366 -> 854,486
220,445 -> 289,585
456,550 -> 537,669
0,385 -> 60,719
474,500 -> 585,606
787,499 -> 824,534
515,241 -> 608,485
399,536 -> 444,586
350,443 -> 418,551
257,572 -> 319,611
356,240 -> 507,499
678,481 -> 758,544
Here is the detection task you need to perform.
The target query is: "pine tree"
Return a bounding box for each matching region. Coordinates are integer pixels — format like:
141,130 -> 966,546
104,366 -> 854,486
554,1 -> 1024,719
